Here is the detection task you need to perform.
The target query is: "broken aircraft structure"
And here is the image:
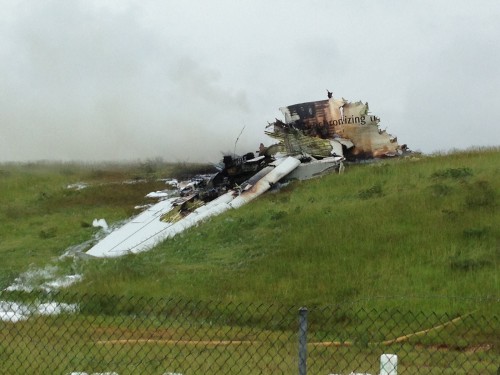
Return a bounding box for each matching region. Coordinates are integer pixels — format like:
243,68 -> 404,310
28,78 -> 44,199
86,94 -> 408,257
266,95 -> 408,160
86,157 -> 304,257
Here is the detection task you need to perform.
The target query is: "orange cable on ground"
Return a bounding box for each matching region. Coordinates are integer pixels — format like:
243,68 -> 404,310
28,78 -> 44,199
310,312 -> 473,347
97,339 -> 255,346
380,313 -> 469,345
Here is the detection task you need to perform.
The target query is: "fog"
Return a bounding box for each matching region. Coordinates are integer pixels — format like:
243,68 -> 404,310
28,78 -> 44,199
1,0 -> 499,163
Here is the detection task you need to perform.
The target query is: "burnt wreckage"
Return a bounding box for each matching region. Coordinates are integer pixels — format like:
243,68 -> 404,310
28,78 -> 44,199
214,94 -> 409,188
267,95 -> 408,161
86,93 -> 409,257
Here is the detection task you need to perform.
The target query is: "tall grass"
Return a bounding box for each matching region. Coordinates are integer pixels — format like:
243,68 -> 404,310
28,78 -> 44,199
0,292 -> 497,374
62,148 -> 500,315
1,151 -> 497,374
0,160 -> 215,289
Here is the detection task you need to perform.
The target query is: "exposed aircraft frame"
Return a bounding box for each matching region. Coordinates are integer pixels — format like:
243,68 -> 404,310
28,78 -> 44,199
86,93 -> 407,258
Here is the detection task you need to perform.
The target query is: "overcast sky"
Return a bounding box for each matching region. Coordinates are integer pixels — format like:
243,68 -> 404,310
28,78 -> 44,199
1,0 -> 499,163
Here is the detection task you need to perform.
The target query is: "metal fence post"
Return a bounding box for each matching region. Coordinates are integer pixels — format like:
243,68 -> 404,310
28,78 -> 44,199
298,307 -> 308,375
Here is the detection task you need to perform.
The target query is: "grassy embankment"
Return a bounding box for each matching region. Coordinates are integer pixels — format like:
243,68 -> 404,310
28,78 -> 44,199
1,149 -> 497,313
0,149 -> 498,374
0,159 -> 214,289
76,149 -> 499,314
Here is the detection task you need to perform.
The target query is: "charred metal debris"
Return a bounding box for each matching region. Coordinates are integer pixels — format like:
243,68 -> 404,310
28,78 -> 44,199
87,93 -> 410,257
268,95 -> 409,160
161,94 -> 409,218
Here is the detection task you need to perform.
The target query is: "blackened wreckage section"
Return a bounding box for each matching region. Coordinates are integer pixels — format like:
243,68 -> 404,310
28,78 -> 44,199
266,96 -> 407,160
86,92 -> 409,258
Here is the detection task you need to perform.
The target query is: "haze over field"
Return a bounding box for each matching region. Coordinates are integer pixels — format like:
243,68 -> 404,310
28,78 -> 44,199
1,0 -> 499,162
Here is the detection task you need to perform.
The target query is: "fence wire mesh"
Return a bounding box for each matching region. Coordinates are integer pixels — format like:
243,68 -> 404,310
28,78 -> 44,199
0,292 -> 498,374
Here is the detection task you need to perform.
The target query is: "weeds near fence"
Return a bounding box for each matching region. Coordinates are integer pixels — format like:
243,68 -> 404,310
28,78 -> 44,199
0,292 -> 498,374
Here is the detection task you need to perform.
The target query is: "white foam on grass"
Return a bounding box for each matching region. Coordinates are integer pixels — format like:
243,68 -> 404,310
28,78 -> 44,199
0,300 -> 78,322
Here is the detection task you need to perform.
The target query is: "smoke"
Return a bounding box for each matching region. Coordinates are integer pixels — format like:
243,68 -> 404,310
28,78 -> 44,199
1,0 -> 499,162
0,0 -> 252,162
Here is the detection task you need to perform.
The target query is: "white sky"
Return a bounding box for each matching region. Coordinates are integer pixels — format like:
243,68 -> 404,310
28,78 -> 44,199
1,0 -> 499,162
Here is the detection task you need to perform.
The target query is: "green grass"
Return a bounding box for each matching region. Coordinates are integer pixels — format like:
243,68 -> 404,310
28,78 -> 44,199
57,148 -> 499,314
0,151 -> 498,308
0,149 -> 498,373
0,294 -> 497,374
0,160 -> 215,289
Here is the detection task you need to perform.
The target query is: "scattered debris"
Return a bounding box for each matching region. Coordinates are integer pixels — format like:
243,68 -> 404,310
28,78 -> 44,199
92,218 -> 108,231
86,93 -> 407,258
145,190 -> 172,198
66,182 -> 88,190
86,157 -> 302,257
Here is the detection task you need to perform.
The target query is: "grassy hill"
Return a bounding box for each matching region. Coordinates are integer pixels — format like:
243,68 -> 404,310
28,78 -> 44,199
0,149 -> 498,315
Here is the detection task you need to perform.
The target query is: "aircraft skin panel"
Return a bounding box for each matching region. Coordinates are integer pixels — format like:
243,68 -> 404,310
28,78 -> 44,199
86,157 -> 302,258
86,198 -> 176,257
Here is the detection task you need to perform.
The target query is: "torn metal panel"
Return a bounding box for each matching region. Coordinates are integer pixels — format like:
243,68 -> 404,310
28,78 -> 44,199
85,91 -> 407,258
265,123 -> 333,158
210,152 -> 270,187
284,156 -> 343,181
272,95 -> 406,160
86,158 -> 303,258
229,157 -> 301,208
333,137 -> 354,149
329,140 -> 344,158
224,154 -> 266,177
85,198 -> 177,257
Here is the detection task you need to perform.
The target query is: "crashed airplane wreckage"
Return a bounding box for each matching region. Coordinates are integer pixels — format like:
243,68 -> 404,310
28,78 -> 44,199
268,94 -> 408,160
87,94 -> 408,257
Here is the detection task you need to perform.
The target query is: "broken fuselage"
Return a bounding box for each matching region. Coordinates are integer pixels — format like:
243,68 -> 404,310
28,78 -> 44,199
267,97 -> 408,160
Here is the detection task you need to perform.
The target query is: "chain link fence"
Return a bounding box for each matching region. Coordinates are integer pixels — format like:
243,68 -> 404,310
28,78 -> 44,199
0,292 -> 498,374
